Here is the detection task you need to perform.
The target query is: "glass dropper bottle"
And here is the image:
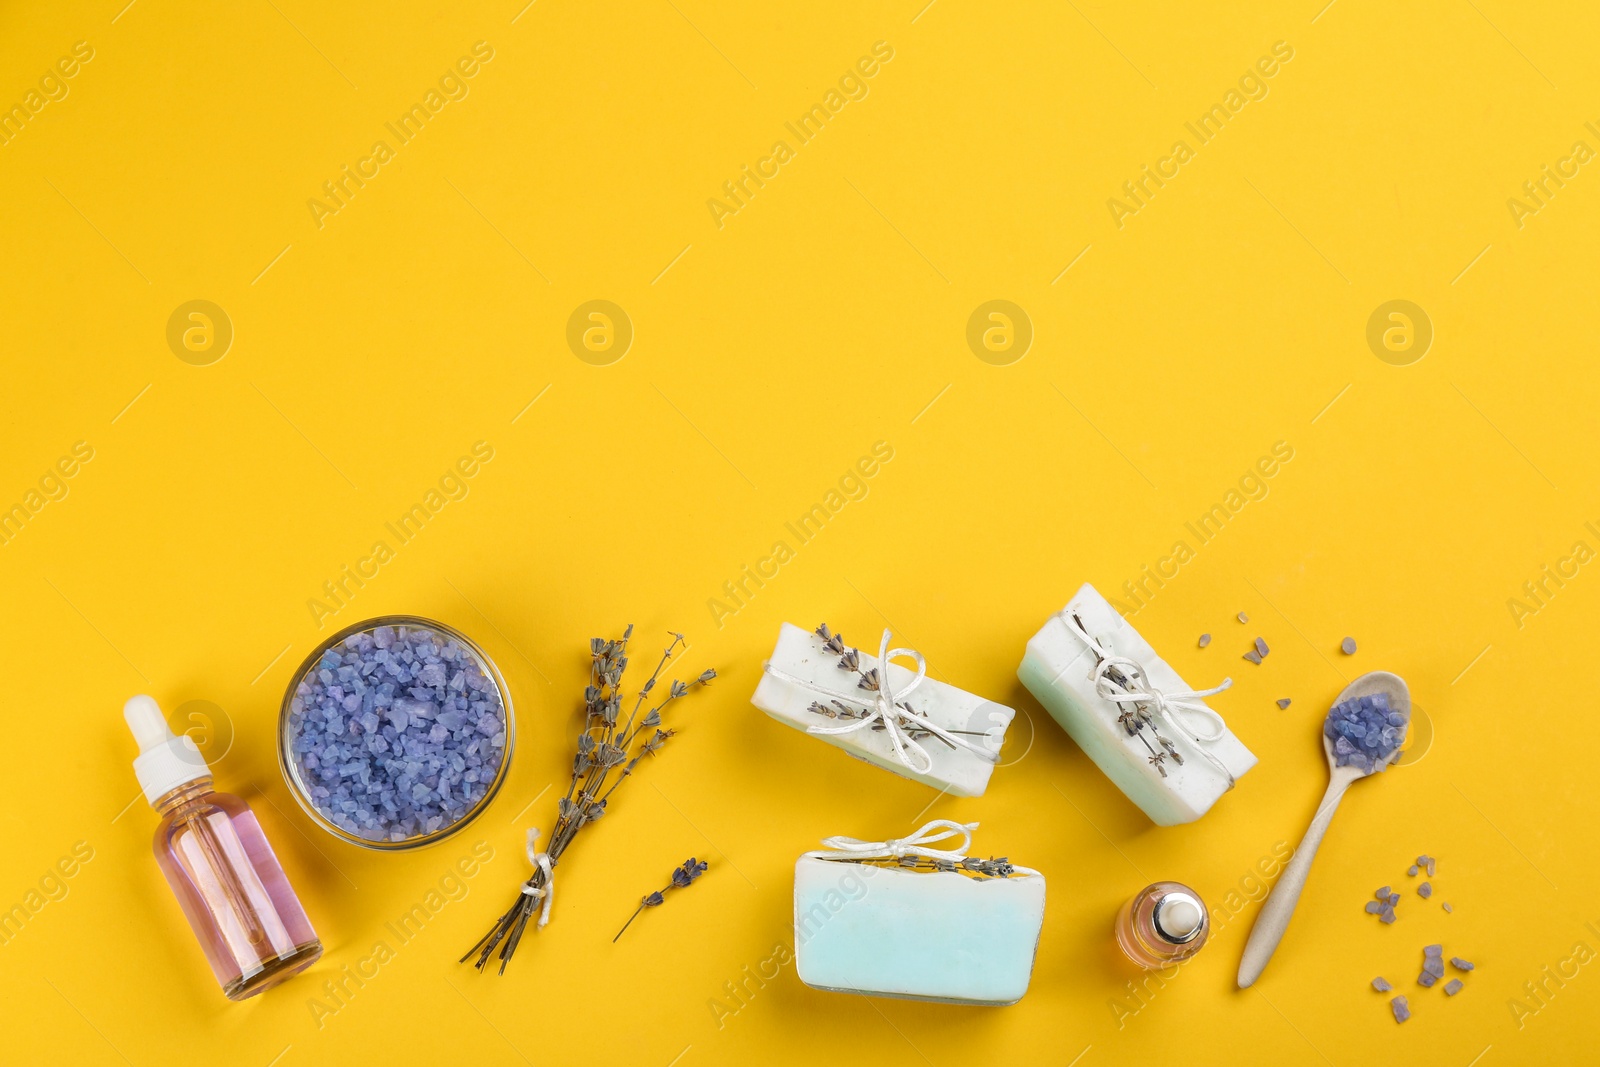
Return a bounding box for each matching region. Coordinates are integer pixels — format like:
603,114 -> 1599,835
125,695 -> 322,999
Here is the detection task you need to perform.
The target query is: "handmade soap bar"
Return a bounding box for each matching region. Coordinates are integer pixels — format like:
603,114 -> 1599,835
753,623 -> 1013,797
793,821 -> 1044,1005
1018,583 -> 1256,825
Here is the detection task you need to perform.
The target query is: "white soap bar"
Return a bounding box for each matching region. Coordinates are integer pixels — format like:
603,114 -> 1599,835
794,857 -> 1045,1005
752,622 -> 1013,797
1018,583 -> 1256,825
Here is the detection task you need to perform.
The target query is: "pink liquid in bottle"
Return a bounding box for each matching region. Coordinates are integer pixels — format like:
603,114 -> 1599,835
127,696 -> 321,1000
152,780 -> 322,999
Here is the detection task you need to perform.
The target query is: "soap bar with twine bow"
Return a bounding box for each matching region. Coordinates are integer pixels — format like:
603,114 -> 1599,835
793,819 -> 1046,1006
752,623 -> 1016,797
1018,583 -> 1257,826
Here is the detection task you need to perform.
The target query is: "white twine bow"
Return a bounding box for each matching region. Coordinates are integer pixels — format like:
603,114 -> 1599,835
764,629 -> 998,775
807,818 -> 979,863
803,818 -> 1040,876
520,827 -> 555,928
1058,611 -> 1237,786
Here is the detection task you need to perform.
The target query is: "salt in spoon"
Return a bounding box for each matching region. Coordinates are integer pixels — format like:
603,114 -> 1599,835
1237,670 -> 1410,988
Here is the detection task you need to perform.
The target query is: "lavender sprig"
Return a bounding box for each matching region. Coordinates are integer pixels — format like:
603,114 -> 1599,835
613,857 -> 709,942
880,855 -> 1017,878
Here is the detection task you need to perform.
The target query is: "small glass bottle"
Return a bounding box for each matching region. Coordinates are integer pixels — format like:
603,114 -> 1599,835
1115,880 -> 1209,967
125,695 -> 322,1000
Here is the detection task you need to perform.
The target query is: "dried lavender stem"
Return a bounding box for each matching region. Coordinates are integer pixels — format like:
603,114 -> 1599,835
619,634 -> 683,739
613,901 -> 648,942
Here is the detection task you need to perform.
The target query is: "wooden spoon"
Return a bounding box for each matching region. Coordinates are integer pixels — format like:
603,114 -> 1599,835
1236,671 -> 1411,988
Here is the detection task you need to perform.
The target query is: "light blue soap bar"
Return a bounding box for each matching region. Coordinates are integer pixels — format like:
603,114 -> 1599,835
794,857 -> 1045,1005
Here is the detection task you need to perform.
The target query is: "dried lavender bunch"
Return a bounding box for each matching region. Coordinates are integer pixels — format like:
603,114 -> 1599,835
613,857 -> 709,942
805,624 -> 976,748
1071,610 -> 1184,778
462,628 -> 715,973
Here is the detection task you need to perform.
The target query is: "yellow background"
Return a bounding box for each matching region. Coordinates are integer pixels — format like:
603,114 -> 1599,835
2,1 -> 1596,1064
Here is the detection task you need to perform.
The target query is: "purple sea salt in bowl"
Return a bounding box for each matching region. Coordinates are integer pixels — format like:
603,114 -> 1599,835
279,615 -> 514,850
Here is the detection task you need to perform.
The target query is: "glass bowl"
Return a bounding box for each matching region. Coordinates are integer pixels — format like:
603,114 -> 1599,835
279,614 -> 515,851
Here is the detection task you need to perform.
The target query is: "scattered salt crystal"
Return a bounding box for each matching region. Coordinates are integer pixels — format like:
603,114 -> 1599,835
1238,612 -> 1249,623
1391,996 -> 1410,1023
1365,901 -> 1383,914
1423,944 -> 1443,957
1199,633 -> 1212,648
1375,886 -> 1392,899
1243,650 -> 1263,665
1372,977 -> 1392,992
1444,979 -> 1463,996
1426,857 -> 1437,877
1277,698 -> 1292,709
1419,882 -> 1432,899
1418,971 -> 1438,988
1450,957 -> 1474,971
1408,864 -> 1419,876
1380,907 -> 1396,924
1424,958 -> 1445,979
1443,903 -> 1452,913
1388,893 -> 1400,906
1254,637 -> 1270,657
1341,637 -> 1357,655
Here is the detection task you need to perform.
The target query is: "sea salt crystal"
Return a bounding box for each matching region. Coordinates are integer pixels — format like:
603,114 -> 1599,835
1237,612 -> 1249,623
1199,634 -> 1212,648
1408,864 -> 1419,876
1326,693 -> 1405,773
1277,698 -> 1292,709
1444,979 -> 1463,996
1254,637 -> 1270,657
1341,637 -> 1357,655
1391,996 -> 1409,1023
1418,971 -> 1438,988
1372,977 -> 1392,992
1451,957 -> 1474,971
285,624 -> 507,843
1419,882 -> 1432,898
1243,650 -> 1262,665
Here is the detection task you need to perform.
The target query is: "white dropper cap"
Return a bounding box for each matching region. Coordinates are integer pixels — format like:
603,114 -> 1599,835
124,695 -> 210,805
1154,891 -> 1205,944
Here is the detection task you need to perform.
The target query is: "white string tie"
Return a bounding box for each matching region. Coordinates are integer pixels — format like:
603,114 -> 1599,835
1092,656 -> 1231,743
808,818 -> 979,863
764,629 -> 998,775
519,827 -> 555,928
1058,611 -> 1237,786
